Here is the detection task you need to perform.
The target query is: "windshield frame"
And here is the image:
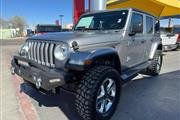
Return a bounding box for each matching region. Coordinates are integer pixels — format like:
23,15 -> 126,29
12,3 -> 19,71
74,10 -> 129,31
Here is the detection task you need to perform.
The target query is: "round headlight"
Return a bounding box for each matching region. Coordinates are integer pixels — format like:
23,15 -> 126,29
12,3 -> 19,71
19,42 -> 29,57
54,43 -> 69,61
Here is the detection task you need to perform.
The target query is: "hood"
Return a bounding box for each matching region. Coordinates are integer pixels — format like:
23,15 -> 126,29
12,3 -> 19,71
30,32 -> 76,42
29,31 -> 122,49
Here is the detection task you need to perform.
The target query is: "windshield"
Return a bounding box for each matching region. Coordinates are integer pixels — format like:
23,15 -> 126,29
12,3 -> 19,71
75,10 -> 128,31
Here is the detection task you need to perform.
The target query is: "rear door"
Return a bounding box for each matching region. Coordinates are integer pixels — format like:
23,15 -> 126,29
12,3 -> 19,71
144,15 -> 155,61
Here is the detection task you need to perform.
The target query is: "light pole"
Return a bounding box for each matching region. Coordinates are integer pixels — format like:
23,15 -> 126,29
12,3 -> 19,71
59,15 -> 64,28
168,17 -> 171,28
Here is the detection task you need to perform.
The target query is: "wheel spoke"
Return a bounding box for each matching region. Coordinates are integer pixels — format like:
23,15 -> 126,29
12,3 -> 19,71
96,78 -> 117,113
99,100 -> 106,113
158,57 -> 161,63
97,85 -> 105,99
108,95 -> 114,102
107,79 -> 114,93
108,84 -> 116,95
97,96 -> 105,105
105,100 -> 113,112
156,63 -> 160,71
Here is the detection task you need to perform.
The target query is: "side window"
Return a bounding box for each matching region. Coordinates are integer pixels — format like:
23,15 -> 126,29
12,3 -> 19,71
146,16 -> 153,34
130,13 -> 143,34
155,20 -> 160,33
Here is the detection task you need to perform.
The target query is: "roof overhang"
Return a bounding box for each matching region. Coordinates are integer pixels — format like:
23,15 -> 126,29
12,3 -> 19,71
106,0 -> 180,17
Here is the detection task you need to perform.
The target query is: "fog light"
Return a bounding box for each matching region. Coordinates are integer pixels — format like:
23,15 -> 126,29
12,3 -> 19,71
18,69 -> 21,75
49,79 -> 61,83
11,67 -> 15,75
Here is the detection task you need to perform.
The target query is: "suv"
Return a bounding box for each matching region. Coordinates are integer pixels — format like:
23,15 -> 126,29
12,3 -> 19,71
11,8 -> 162,120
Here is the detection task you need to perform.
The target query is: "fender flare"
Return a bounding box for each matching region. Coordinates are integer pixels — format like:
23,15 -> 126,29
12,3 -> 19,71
149,41 -> 162,60
66,47 -> 121,72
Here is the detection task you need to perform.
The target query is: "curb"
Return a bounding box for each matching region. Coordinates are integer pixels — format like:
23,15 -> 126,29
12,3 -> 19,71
7,52 -> 39,120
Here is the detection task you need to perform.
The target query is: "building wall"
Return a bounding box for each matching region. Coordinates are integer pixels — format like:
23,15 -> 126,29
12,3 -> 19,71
0,29 -> 17,39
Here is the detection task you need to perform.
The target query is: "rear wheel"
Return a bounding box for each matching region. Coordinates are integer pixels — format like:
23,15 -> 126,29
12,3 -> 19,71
141,50 -> 162,76
75,66 -> 121,120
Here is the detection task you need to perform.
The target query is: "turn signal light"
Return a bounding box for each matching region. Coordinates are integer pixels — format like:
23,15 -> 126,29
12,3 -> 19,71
84,60 -> 93,65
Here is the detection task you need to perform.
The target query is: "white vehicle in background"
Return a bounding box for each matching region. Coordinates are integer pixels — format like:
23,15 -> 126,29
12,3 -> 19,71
161,25 -> 180,51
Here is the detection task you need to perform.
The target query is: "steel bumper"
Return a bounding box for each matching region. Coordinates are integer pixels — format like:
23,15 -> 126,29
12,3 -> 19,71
11,56 -> 74,91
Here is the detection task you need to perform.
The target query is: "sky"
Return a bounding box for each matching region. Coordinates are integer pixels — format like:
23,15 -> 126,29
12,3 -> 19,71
1,0 -> 180,28
2,0 -> 87,28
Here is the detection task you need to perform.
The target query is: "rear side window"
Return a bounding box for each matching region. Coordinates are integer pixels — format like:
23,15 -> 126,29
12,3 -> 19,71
146,16 -> 153,34
130,13 -> 143,34
155,20 -> 160,33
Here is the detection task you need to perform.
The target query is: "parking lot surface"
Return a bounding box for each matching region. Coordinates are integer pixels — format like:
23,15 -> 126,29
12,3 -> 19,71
0,39 -> 180,120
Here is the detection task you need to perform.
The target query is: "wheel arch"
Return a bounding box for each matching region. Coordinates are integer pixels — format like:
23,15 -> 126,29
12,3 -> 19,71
87,48 -> 122,74
66,48 -> 122,74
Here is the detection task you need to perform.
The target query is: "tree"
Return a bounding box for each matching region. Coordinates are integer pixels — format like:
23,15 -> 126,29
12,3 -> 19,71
0,18 -> 9,28
9,16 -> 27,36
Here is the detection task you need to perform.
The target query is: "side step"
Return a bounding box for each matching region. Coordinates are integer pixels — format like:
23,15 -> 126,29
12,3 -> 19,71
120,61 -> 151,81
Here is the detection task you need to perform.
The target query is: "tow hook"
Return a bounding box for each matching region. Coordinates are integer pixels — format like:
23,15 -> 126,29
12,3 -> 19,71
36,77 -> 42,89
11,66 -> 15,75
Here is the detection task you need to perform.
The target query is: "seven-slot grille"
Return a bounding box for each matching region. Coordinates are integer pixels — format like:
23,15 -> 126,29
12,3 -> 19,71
26,40 -> 56,67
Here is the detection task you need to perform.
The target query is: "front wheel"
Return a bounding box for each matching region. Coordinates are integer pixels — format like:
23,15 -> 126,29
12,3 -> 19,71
75,66 -> 121,120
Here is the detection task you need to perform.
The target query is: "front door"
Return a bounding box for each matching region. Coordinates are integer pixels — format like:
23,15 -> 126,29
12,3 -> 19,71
127,12 -> 146,68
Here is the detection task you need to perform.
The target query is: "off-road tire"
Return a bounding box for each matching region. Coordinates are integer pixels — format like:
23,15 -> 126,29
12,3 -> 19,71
141,50 -> 162,76
75,66 -> 121,120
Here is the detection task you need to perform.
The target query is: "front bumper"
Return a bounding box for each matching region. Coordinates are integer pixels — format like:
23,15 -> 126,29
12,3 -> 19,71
11,56 -> 74,91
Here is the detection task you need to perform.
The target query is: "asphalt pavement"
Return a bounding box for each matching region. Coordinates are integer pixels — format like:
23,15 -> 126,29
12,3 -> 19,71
0,39 -> 180,120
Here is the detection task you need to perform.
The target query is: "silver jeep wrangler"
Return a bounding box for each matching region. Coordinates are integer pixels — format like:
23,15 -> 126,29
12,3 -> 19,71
11,8 -> 163,120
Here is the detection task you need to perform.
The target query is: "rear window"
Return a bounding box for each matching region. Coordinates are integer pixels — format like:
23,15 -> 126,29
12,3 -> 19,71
155,20 -> 160,33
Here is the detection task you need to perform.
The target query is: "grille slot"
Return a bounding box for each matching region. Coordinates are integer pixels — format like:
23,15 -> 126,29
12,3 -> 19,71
27,41 -> 56,67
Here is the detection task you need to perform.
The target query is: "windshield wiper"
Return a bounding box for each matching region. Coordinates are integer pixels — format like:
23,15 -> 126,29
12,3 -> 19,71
75,26 -> 106,31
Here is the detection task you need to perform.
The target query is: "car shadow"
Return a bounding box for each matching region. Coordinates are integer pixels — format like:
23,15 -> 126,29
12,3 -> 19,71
20,70 -> 180,120
20,83 -> 83,120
